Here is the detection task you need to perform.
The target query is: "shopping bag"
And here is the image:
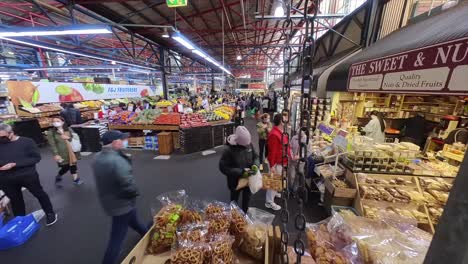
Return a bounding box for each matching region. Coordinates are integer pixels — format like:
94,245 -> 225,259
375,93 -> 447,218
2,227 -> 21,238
249,170 -> 263,194
70,132 -> 82,152
0,214 -> 40,250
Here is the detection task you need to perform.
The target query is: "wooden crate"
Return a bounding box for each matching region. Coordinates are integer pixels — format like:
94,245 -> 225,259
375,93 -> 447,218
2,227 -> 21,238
128,137 -> 145,148
121,226 -> 271,264
157,132 -> 173,155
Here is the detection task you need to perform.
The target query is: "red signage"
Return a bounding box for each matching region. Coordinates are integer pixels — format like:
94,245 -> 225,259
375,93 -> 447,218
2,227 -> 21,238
348,37 -> 468,93
248,83 -> 266,89
250,71 -> 265,79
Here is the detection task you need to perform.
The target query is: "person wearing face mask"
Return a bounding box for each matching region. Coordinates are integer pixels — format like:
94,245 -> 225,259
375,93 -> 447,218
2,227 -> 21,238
0,124 -> 57,225
92,130 -> 147,264
47,117 -> 83,186
362,110 -> 386,143
257,113 -> 272,165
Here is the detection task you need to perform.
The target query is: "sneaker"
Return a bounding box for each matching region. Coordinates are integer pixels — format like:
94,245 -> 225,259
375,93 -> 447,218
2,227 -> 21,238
265,202 -> 281,211
46,213 -> 58,226
275,193 -> 281,198
73,178 -> 84,186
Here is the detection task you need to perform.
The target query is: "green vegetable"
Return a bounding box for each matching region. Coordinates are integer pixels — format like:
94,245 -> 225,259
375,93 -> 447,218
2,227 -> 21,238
31,89 -> 39,106
19,98 -> 32,108
55,85 -> 72,96
84,83 -> 94,91
93,84 -> 105,94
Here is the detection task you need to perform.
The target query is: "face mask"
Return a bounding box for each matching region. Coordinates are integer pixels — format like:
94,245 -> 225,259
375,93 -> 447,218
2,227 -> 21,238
122,140 -> 129,149
53,122 -> 63,128
0,136 -> 10,144
262,119 -> 268,123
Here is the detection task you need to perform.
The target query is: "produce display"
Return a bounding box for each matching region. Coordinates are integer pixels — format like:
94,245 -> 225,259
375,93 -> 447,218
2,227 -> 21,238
180,113 -> 209,129
156,100 -> 174,108
37,104 -> 62,112
154,113 -> 181,125
109,111 -> 138,125
132,109 -> 162,125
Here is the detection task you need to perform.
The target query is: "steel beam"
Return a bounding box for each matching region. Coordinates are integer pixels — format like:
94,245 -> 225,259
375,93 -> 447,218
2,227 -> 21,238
159,47 -> 168,99
255,14 -> 347,20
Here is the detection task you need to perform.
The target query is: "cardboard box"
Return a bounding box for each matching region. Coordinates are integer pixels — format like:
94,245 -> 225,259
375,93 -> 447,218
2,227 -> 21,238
122,226 -> 271,264
324,177 -> 357,215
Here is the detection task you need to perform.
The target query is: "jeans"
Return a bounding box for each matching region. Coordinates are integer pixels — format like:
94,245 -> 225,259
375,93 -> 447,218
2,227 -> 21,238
103,209 -> 148,264
58,164 -> 78,175
230,187 -> 251,213
266,165 -> 281,204
258,139 -> 268,164
0,172 -> 54,216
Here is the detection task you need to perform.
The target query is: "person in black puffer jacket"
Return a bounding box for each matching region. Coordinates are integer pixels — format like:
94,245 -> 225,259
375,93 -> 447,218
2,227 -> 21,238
219,126 -> 259,212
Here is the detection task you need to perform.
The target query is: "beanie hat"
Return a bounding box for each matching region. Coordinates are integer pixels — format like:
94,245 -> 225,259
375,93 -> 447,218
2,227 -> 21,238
227,126 -> 251,146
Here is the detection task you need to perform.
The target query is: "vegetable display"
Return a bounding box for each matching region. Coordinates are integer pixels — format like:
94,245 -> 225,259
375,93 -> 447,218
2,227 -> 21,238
109,111 -> 138,125
132,109 -> 162,125
154,113 -> 181,125
180,113 -> 209,129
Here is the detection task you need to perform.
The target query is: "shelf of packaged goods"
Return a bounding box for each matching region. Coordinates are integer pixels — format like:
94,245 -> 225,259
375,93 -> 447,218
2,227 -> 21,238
403,102 -> 455,106
401,110 -> 450,117
108,124 -> 179,131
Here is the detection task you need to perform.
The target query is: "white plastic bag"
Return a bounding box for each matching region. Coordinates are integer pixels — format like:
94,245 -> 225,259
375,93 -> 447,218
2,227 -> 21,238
70,132 -> 82,152
249,170 -> 263,194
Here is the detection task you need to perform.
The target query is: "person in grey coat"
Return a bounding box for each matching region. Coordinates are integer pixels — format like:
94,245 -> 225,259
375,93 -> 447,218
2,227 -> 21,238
92,130 -> 147,264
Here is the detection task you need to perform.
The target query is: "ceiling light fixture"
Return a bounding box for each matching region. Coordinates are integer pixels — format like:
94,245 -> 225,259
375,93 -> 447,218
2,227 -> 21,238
162,28 -> 170,38
172,32 -> 233,75
0,25 -> 112,37
0,37 -> 155,71
172,35 -> 195,50
192,49 -> 207,58
272,0 -> 285,17
236,54 -> 242,60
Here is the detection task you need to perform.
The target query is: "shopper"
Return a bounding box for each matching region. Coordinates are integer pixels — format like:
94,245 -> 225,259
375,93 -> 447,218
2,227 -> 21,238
47,117 -> 83,186
0,124 -> 57,225
362,110 -> 386,143
266,114 -> 291,211
202,96 -> 210,111
401,113 -> 427,147
92,130 -> 148,264
60,103 -> 83,126
257,113 -> 272,165
219,126 -> 259,212
262,96 -> 270,114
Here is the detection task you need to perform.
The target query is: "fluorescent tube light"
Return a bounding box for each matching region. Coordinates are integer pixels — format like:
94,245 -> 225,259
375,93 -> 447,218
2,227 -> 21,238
0,37 -> 155,71
172,36 -> 195,50
236,55 -> 242,60
0,25 -> 112,37
192,49 -> 207,58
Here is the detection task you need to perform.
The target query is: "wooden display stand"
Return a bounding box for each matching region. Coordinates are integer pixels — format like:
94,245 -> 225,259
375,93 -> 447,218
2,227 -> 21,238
158,132 -> 173,155
121,226 -> 272,264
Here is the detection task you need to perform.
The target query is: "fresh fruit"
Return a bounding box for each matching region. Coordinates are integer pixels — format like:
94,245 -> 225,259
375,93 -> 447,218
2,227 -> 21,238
59,88 -> 84,102
55,85 -> 73,96
140,89 -> 149,97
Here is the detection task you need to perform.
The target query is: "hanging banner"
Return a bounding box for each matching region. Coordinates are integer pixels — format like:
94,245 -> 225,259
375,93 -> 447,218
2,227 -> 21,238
348,37 -> 468,93
7,81 -> 162,106
250,71 -> 265,79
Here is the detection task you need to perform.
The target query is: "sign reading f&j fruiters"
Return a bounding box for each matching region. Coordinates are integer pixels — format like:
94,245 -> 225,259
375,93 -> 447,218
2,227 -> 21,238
348,37 -> 468,93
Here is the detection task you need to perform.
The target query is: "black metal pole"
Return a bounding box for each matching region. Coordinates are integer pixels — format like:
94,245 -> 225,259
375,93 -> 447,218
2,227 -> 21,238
159,47 -> 168,100
424,150 -> 468,263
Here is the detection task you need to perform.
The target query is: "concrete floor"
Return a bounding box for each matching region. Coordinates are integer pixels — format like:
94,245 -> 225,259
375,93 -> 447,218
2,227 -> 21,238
0,119 -> 326,264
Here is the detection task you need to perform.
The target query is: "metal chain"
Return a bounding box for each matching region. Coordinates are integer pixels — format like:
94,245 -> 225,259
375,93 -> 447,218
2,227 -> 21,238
294,0 -> 318,263
279,1 -> 293,263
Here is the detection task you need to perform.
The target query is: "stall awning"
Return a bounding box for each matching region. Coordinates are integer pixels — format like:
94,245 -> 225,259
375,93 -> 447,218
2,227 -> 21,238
326,2 -> 468,94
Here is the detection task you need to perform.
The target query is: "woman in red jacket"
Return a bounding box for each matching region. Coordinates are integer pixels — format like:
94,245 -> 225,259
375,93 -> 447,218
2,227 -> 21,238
266,113 -> 291,210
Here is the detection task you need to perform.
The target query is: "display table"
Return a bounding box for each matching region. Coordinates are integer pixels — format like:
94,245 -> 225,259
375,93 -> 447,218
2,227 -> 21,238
108,124 -> 179,131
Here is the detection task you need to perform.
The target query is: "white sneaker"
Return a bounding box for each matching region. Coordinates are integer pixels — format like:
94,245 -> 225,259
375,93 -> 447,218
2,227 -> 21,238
265,202 -> 281,211
275,193 -> 281,198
